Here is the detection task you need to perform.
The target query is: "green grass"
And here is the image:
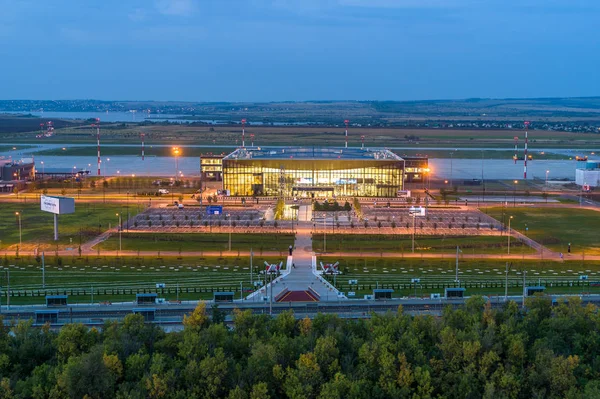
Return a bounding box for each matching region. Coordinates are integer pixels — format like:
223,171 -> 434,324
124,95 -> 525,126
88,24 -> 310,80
313,234 -> 536,255
0,255 -> 281,305
0,202 -> 143,250
319,256 -> 600,297
485,207 -> 600,255
98,233 -> 295,252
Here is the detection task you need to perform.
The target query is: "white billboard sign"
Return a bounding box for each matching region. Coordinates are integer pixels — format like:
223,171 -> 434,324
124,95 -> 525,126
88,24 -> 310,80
41,195 -> 75,215
408,206 -> 426,217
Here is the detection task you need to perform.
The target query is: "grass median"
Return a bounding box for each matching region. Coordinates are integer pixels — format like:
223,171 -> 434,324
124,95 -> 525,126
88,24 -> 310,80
485,207 -> 600,255
313,234 -> 536,255
0,202 -> 143,250
319,256 -> 600,297
0,255 -> 283,305
97,233 -> 295,253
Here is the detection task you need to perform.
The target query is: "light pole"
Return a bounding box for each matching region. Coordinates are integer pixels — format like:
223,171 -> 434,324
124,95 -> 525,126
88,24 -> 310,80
507,215 -> 513,254
15,212 -> 22,248
545,170 -> 549,191
227,213 -> 231,251
455,246 -> 462,284
411,212 -> 416,253
323,212 -> 327,253
116,213 -> 122,253
513,180 -> 518,207
173,147 -> 180,181
117,170 -> 120,193
40,161 -> 44,177
450,152 -> 454,188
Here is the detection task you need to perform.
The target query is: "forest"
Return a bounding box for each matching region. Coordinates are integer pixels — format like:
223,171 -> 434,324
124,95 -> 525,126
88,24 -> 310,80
0,296 -> 599,398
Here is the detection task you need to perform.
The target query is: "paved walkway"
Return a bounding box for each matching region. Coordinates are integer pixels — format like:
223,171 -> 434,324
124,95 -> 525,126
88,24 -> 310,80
246,220 -> 343,302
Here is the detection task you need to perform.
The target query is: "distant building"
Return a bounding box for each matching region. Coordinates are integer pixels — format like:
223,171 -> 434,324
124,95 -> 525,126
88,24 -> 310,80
222,147 -> 405,198
576,160 -> 600,188
0,158 -> 35,181
199,153 -> 224,181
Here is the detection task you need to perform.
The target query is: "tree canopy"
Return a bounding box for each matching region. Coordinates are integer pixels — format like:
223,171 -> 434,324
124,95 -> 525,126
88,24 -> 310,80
0,296 -> 599,398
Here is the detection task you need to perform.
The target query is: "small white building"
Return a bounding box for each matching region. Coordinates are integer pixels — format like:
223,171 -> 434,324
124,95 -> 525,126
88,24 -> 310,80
575,161 -> 600,188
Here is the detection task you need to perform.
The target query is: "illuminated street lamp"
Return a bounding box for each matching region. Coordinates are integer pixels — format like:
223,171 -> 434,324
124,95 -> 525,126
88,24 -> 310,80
173,147 -> 181,181
513,180 -> 518,207
116,213 -> 122,252
545,170 -> 550,190
15,212 -> 22,248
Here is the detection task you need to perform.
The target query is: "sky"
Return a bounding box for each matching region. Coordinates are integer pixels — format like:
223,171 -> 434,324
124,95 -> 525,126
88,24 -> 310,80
0,0 -> 598,102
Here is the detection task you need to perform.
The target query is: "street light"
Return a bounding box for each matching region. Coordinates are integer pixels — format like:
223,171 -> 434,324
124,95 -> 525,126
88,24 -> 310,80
15,212 -> 22,248
508,215 -> 513,254
173,147 -> 181,181
40,161 -> 45,176
116,213 -> 122,253
545,170 -> 550,191
513,180 -> 518,207
226,213 -> 232,251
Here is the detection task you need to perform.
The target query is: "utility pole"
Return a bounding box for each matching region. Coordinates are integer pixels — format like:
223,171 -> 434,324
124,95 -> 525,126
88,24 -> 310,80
269,273 -> 273,316
505,262 -> 511,301
42,252 -> 45,288
522,270 -> 527,309
508,216 -> 513,254
412,213 -> 416,253
6,269 -> 9,310
323,212 -> 327,253
455,246 -> 461,284
250,248 -> 253,288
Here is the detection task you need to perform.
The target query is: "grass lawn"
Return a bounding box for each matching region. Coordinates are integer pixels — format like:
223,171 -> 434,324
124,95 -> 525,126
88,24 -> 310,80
485,207 -> 600,255
313,234 -> 536,255
98,233 -> 295,252
0,255 -> 282,305
0,201 -> 143,250
319,256 -> 600,297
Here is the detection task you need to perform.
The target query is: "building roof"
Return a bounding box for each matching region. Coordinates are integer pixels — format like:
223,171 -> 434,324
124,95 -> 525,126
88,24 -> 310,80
223,147 -> 403,162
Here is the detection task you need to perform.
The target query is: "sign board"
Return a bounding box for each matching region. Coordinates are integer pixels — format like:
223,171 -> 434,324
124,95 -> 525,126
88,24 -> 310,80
40,195 -> 75,215
408,206 -> 425,217
206,205 -> 223,215
217,189 -> 230,196
156,283 -> 166,289
348,279 -> 358,285
347,291 -> 356,297
397,190 -> 411,198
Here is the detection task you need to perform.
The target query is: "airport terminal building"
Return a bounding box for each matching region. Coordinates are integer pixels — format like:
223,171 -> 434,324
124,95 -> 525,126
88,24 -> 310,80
222,147 -> 405,198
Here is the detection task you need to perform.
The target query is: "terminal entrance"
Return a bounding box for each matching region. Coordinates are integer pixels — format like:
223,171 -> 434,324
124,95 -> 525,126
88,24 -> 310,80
292,187 -> 334,199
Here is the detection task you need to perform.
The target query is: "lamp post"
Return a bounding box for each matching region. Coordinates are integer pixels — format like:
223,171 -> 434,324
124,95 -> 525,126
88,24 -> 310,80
173,147 -> 181,181
323,212 -> 327,253
545,170 -> 549,191
508,215 -> 513,254
116,170 -> 120,193
15,212 -> 22,248
513,180 -> 518,207
411,212 -> 416,253
116,213 -> 122,253
227,213 -> 232,251
40,161 -> 44,176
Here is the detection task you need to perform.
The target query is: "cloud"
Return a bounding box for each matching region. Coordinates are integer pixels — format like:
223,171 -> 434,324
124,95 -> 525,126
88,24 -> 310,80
154,0 -> 196,16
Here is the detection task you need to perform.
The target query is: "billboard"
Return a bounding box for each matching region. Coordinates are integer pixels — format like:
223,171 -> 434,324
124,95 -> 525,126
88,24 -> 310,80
408,206 -> 425,217
206,205 -> 223,215
41,195 -> 75,215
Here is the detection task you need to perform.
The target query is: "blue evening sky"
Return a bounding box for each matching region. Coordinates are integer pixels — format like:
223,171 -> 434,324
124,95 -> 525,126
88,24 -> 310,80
0,0 -> 598,101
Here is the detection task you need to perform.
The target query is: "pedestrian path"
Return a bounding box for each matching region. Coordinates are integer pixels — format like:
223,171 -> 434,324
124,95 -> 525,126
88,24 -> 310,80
246,220 -> 343,302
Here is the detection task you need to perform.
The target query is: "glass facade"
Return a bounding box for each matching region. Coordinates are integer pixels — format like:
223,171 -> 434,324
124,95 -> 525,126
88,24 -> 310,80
223,148 -> 404,198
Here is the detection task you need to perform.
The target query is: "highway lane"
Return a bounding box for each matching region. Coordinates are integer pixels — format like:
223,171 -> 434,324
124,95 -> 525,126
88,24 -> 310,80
3,294 -> 600,327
